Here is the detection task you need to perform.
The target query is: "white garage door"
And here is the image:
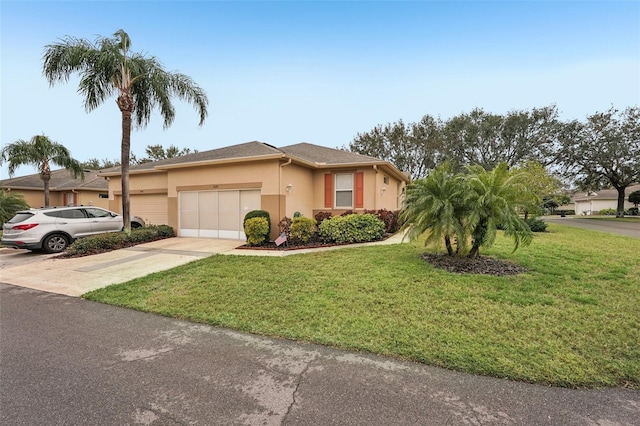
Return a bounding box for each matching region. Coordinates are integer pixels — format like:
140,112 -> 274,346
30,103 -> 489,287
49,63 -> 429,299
179,190 -> 261,239
130,194 -> 168,225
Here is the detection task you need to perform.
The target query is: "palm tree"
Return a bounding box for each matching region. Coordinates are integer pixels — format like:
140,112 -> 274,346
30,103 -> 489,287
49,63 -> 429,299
42,29 -> 208,230
0,187 -> 30,224
0,135 -> 84,207
400,163 -> 469,256
465,162 -> 533,257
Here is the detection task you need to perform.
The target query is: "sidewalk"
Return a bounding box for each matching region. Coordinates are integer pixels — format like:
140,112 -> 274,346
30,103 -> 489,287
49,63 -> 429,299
0,233 -> 407,296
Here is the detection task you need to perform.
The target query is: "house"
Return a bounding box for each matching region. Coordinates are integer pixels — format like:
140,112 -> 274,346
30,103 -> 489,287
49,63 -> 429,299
1,169 -> 110,209
99,141 -> 410,240
573,184 -> 640,215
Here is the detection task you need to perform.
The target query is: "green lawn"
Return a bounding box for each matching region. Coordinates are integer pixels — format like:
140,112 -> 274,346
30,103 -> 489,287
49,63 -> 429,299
84,224 -> 640,388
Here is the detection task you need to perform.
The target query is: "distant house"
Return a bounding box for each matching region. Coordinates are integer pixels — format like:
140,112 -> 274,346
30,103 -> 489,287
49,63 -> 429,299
99,141 -> 410,240
1,169 -> 110,209
573,184 -> 640,215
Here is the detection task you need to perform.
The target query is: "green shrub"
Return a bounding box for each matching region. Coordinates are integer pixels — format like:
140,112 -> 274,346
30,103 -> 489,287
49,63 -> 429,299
67,232 -> 127,255
243,210 -> 271,242
525,218 -> 548,232
319,213 -> 385,244
289,217 -> 316,243
598,208 -> 617,216
293,211 -> 302,218
244,217 -> 269,246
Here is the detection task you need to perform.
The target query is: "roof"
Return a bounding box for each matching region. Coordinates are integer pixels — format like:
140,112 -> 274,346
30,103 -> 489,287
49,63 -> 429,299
1,169 -> 108,191
573,184 -> 640,201
100,141 -> 409,181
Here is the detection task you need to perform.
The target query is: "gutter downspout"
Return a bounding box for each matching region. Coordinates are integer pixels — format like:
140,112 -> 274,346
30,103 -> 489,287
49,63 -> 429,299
373,165 -> 378,210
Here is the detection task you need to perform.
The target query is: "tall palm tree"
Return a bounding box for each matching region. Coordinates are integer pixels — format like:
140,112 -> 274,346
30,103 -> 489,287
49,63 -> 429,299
42,29 -> 208,229
0,135 -> 84,207
465,162 -> 533,257
400,163 -> 469,256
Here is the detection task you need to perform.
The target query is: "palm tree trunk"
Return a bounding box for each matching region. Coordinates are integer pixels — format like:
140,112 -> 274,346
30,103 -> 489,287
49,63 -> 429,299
118,92 -> 134,231
444,235 -> 454,256
43,177 -> 50,207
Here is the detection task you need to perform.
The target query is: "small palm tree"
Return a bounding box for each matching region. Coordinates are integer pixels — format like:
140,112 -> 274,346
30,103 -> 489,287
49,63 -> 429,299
42,29 -> 208,230
401,163 -> 469,256
465,162 -> 533,257
0,187 -> 30,224
0,135 -> 84,207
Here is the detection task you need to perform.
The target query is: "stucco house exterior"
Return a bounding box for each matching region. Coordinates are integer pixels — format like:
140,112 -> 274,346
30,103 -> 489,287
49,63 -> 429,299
573,184 -> 640,215
99,141 -> 410,240
1,169 -> 110,209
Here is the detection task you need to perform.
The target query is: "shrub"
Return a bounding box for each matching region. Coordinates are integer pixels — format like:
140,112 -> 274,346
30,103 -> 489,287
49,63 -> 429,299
556,210 -> 575,216
525,218 -> 548,232
289,217 -> 316,243
626,207 -> 639,216
278,216 -> 292,236
293,211 -> 302,218
243,210 -> 270,242
244,217 -> 269,246
598,208 -> 617,216
364,209 -> 400,233
319,214 -> 385,244
340,210 -> 355,217
66,225 -> 176,256
314,211 -> 332,226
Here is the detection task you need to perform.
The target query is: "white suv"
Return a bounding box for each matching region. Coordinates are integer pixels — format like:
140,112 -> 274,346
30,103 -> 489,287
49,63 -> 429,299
1,206 -> 145,253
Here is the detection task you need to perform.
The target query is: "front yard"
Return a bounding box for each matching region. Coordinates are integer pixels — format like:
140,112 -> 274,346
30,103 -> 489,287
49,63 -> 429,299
84,224 -> 640,388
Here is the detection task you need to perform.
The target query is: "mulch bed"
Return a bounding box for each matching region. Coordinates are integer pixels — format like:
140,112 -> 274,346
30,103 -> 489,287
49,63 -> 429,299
421,253 -> 527,276
237,234 -> 393,251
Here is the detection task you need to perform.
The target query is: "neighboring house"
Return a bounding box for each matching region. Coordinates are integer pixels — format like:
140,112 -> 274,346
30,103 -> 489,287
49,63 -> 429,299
573,184 -> 640,215
99,141 -> 410,240
1,169 -> 109,209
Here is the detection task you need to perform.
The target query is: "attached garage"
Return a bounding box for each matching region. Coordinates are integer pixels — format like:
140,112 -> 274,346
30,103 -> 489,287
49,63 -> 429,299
129,193 -> 169,225
179,189 -> 261,239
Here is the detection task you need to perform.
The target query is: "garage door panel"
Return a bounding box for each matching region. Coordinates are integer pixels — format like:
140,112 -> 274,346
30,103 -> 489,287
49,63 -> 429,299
131,194 -> 169,226
179,189 -> 260,239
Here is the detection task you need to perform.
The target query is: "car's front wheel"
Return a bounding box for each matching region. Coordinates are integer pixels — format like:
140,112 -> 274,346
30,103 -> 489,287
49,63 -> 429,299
42,234 -> 69,253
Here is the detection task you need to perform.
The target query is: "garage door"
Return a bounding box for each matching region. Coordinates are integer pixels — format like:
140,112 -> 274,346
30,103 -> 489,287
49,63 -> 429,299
179,190 -> 261,239
130,194 -> 168,225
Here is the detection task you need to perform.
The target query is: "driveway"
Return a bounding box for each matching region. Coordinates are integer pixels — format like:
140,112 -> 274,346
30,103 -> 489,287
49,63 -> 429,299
2,283 -> 638,425
544,217 -> 640,238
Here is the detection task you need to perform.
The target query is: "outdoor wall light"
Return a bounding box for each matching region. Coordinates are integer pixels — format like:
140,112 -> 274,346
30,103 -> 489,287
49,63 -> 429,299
286,184 -> 293,192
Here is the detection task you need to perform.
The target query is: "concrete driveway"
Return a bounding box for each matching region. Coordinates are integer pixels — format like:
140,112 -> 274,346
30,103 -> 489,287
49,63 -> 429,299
0,238 -> 241,296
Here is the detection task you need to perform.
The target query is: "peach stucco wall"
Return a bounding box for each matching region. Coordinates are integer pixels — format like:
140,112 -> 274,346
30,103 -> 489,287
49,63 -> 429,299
281,163 -> 314,218
8,189 -> 109,209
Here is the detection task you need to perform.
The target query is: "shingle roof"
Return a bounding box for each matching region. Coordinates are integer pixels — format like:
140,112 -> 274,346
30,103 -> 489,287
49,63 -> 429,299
129,141 -> 282,171
279,143 -> 382,164
1,169 -> 107,191
573,184 -> 640,201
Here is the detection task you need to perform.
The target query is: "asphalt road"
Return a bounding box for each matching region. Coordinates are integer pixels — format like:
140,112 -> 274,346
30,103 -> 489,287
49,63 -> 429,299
1,283 -> 638,425
544,217 -> 640,238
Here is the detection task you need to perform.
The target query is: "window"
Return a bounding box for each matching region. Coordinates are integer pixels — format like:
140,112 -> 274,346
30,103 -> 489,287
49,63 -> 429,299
84,208 -> 111,218
383,175 -> 389,185
335,173 -> 353,208
99,193 -> 108,199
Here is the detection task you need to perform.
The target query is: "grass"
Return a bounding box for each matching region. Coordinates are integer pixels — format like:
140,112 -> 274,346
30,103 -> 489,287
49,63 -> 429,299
84,224 -> 640,388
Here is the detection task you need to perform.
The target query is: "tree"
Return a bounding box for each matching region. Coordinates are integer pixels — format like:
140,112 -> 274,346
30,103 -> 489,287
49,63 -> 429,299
513,160 -> 562,219
400,163 -> 468,256
0,187 -> 29,224
43,29 -> 208,230
81,158 -> 121,169
0,135 -> 84,207
441,106 -> 562,170
401,162 -> 533,258
465,163 -> 534,258
349,115 -> 443,179
138,144 -> 197,163
629,190 -> 640,208
559,106 -> 640,218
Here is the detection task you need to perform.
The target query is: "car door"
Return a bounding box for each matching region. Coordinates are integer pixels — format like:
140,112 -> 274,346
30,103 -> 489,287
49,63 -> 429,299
54,208 -> 94,238
83,207 -> 123,234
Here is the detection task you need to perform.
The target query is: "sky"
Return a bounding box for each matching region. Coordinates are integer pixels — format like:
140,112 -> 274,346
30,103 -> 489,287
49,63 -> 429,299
1,0 -> 639,179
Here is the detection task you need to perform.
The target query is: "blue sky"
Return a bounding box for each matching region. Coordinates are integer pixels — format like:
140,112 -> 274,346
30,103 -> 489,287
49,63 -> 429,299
1,0 -> 639,179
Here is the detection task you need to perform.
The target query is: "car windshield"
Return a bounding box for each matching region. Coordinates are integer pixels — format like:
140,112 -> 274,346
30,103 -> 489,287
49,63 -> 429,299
7,212 -> 34,224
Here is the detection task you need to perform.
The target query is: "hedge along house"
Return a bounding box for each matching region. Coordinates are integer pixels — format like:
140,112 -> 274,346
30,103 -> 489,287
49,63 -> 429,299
99,141 -> 409,240
0,169 -> 110,209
